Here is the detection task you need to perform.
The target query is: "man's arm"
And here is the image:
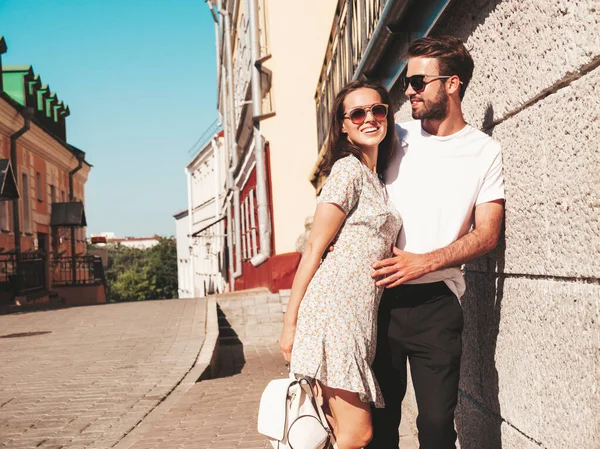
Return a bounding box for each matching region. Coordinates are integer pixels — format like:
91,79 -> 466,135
372,199 -> 504,288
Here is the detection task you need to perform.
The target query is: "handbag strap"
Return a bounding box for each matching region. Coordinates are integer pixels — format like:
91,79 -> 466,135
297,377 -> 334,437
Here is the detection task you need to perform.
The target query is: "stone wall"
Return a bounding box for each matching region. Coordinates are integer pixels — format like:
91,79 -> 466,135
390,1 -> 599,448
215,288 -> 288,344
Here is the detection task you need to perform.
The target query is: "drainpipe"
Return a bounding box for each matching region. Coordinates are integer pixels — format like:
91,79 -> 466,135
68,151 -> 85,285
248,0 -> 272,267
210,139 -> 221,218
185,167 -> 195,298
210,138 -> 220,294
226,197 -> 234,287
208,0 -> 235,291
217,0 -> 243,286
220,2 -> 238,168
9,108 -> 34,258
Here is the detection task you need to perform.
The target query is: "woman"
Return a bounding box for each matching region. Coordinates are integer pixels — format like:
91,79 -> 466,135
279,80 -> 402,449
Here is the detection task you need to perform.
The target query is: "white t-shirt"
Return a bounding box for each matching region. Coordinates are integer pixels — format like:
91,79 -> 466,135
385,120 -> 505,299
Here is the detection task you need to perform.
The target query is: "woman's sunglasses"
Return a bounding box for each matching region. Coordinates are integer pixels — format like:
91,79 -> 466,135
343,103 -> 389,125
402,74 -> 462,92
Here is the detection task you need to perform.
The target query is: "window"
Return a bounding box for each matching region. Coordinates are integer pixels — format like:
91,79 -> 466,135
249,189 -> 258,255
244,197 -> 252,259
50,185 -> 56,203
0,202 -> 9,231
22,173 -> 31,233
36,172 -> 42,201
61,190 -> 66,202
240,203 -> 247,260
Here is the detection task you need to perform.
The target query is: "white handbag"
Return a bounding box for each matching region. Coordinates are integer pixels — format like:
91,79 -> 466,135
258,374 -> 333,449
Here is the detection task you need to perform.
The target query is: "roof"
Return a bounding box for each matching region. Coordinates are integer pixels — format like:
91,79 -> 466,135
2,65 -> 33,72
192,215 -> 226,236
50,202 -> 87,227
0,159 -> 19,200
173,208 -> 189,219
111,237 -> 159,242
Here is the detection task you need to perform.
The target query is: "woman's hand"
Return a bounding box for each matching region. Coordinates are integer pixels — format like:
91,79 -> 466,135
279,323 -> 296,363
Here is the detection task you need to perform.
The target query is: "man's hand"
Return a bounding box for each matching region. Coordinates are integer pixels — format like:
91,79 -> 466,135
371,247 -> 432,288
279,323 -> 296,363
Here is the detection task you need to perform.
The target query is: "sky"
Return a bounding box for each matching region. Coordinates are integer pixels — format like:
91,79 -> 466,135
0,0 -> 218,238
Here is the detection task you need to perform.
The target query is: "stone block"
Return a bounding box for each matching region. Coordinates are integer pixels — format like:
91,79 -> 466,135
226,317 -> 245,328
227,307 -> 243,317
267,295 -> 281,304
267,303 -> 281,315
256,314 -> 269,324
242,298 -> 256,307
255,305 -> 269,316
459,275 -> 598,449
228,298 -> 243,309
254,296 -> 268,306
491,66 -> 600,278
245,326 -> 260,337
456,394 -> 543,449
431,0 -> 600,126
455,393 -> 503,449
244,316 -> 258,326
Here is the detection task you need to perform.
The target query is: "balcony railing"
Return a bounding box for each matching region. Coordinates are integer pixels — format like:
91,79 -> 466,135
19,251 -> 46,293
188,118 -> 221,156
0,253 -> 17,292
0,251 -> 46,293
315,0 -> 387,153
51,255 -> 105,287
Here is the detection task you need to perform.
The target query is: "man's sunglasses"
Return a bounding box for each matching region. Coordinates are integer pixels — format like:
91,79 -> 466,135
343,103 -> 389,125
402,74 -> 462,92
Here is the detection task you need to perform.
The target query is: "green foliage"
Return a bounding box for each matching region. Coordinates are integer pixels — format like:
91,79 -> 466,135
104,237 -> 178,302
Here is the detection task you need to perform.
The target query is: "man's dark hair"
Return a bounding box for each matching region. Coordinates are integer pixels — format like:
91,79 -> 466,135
406,35 -> 474,100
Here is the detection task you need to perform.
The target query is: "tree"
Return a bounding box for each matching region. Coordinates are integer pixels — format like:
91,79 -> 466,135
102,237 -> 178,302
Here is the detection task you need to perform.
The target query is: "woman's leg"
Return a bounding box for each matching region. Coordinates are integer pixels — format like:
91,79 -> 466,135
320,384 -> 372,449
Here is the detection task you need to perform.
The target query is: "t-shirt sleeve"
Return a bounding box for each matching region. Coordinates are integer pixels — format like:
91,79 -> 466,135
317,156 -> 363,214
476,143 -> 505,205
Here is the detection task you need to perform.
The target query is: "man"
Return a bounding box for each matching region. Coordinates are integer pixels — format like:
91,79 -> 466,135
366,36 -> 505,448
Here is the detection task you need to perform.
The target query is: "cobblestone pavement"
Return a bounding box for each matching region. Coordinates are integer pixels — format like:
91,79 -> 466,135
128,342 -> 417,449
0,299 -> 206,449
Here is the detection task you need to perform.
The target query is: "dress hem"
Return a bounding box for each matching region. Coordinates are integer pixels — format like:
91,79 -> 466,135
292,371 -> 385,409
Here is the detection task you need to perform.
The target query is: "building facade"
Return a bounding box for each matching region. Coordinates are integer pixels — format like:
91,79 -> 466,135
201,0 -> 338,293
0,36 -> 104,306
180,130 -> 229,298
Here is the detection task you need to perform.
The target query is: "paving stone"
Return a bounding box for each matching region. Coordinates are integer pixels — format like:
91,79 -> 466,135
127,340 -> 417,449
0,299 -> 206,449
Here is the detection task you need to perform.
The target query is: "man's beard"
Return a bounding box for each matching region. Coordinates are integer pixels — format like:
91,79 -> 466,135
411,86 -> 448,120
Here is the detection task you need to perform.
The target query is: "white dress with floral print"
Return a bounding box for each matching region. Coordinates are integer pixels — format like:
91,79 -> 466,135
290,155 -> 402,407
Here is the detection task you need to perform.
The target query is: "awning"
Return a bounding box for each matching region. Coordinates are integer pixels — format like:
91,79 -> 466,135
191,215 -> 226,237
50,202 -> 87,227
0,159 -> 19,200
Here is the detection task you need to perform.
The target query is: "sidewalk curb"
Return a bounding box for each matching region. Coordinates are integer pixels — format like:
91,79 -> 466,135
113,297 -> 220,449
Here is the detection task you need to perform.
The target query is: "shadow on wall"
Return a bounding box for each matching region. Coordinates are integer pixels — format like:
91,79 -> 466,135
436,0 -> 504,43
456,104 -> 506,449
215,304 -> 246,377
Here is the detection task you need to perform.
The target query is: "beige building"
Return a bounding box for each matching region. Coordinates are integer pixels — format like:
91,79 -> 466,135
205,0 -> 338,292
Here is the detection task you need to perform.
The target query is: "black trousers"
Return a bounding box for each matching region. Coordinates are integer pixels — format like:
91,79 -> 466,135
366,282 -> 463,449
